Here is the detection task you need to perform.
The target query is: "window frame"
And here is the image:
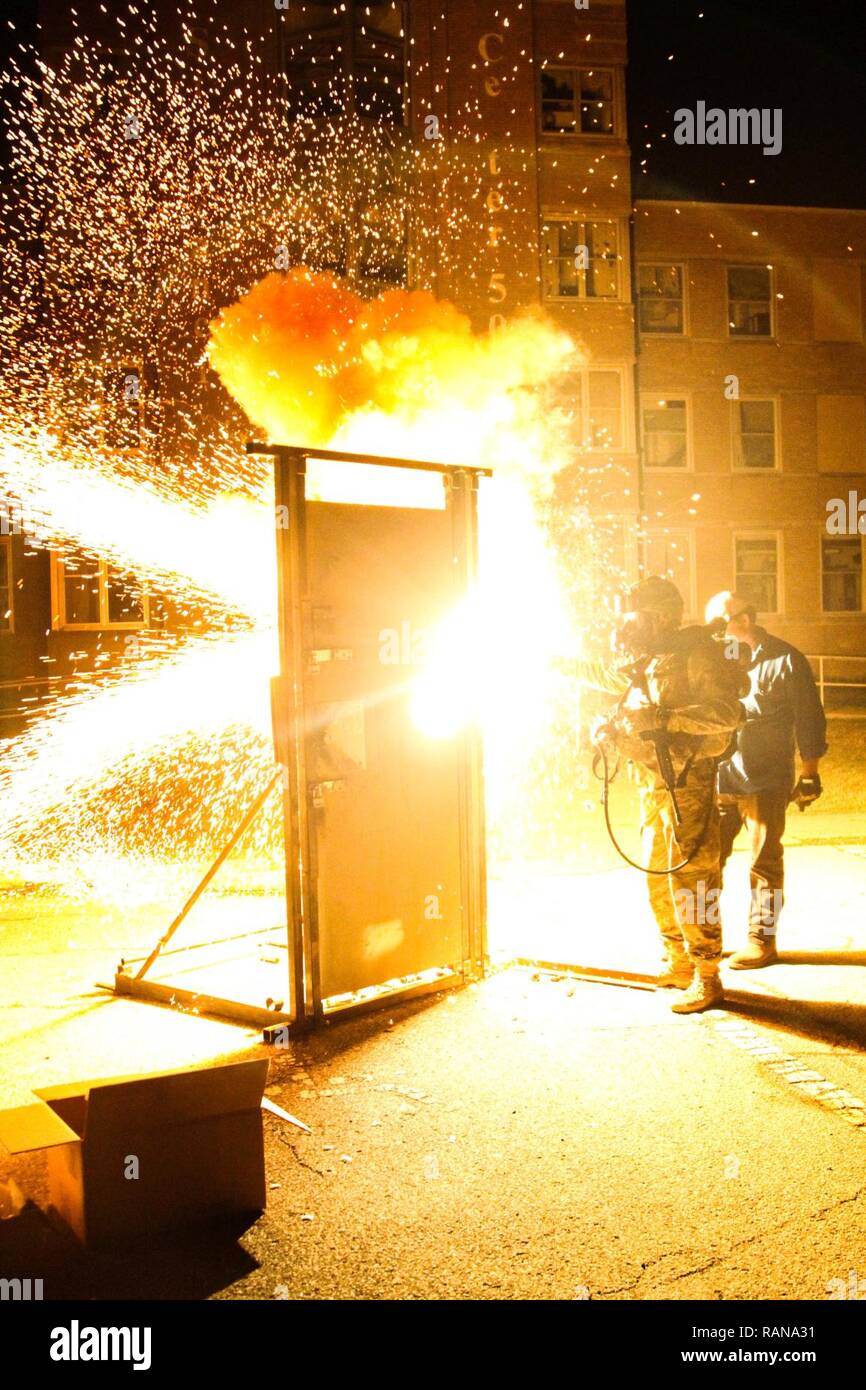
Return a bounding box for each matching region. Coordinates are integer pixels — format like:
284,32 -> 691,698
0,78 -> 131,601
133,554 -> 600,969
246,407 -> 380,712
820,532 -> 865,616
640,393 -> 693,472
547,365 -> 631,454
726,263 -> 775,340
643,527 -> 697,622
637,262 -> 687,337
580,365 -> 631,453
539,64 -> 620,140
731,396 -> 780,472
50,551 -> 150,632
0,535 -> 13,634
541,215 -> 627,303
733,531 -> 784,618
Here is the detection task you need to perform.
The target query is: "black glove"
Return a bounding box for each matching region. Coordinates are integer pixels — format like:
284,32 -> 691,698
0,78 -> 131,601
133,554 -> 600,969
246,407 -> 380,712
791,774 -> 822,812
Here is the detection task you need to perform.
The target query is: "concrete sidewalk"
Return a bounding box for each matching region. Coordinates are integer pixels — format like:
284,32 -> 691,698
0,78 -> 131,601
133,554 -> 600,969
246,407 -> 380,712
784,811 -> 866,845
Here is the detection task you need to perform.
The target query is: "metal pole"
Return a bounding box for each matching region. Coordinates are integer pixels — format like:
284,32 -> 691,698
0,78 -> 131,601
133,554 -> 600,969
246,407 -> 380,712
134,769 -> 282,981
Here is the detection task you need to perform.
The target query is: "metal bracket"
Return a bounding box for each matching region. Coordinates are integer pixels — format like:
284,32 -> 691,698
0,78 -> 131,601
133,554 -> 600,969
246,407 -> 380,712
310,778 -> 346,808
307,648 -> 353,672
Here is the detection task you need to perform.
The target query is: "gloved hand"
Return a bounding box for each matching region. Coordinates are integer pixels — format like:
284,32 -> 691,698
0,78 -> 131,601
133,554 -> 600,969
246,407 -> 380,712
791,773 -> 822,811
590,715 -> 617,746
620,705 -> 665,738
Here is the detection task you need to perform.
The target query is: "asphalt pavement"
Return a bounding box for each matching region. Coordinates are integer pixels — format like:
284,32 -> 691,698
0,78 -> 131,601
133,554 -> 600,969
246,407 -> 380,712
1,829 -> 865,1300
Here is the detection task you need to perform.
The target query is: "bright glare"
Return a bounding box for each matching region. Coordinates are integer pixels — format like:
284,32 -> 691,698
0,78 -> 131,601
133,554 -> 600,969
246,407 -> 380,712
411,478 -> 578,816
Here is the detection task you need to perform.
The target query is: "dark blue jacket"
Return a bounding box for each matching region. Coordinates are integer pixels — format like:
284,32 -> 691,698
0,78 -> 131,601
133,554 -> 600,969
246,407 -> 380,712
717,629 -> 828,796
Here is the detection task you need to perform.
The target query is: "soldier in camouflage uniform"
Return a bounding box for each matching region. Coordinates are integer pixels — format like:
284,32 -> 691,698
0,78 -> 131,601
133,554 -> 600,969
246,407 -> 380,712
580,577 -> 746,1013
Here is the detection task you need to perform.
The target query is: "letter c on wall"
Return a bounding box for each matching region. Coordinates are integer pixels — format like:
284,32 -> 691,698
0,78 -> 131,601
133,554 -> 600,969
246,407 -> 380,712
478,33 -> 504,64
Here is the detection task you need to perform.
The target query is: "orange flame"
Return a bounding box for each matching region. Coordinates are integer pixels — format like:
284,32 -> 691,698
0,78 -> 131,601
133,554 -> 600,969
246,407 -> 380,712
207,268 -> 582,486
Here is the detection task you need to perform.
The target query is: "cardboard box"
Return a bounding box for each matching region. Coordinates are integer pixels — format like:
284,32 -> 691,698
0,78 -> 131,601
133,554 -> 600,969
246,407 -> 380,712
0,1058 -> 269,1247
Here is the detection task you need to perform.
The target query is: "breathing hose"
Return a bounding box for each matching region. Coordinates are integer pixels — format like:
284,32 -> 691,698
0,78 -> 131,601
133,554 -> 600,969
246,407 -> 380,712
591,741 -> 717,876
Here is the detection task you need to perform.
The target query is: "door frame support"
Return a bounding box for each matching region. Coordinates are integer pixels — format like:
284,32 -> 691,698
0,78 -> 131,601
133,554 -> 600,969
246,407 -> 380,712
250,442 -> 492,1030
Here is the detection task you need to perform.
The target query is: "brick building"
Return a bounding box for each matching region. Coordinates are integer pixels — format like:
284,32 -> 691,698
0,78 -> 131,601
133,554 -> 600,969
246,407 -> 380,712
634,200 -> 866,661
2,0 -> 865,728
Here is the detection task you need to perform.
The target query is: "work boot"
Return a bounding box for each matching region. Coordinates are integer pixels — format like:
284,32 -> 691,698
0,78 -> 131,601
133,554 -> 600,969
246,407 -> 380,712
729,935 -> 778,970
671,968 -> 724,1014
656,950 -> 692,989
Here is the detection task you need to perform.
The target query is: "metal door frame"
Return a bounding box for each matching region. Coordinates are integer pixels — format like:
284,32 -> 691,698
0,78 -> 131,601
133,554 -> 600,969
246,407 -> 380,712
249,443 -> 491,1031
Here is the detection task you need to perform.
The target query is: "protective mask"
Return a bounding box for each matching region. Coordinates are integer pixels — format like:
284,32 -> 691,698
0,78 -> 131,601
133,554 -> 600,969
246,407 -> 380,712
613,610 -> 659,657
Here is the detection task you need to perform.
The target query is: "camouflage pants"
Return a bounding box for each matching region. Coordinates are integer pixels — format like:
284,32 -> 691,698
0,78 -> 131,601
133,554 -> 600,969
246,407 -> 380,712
639,762 -> 722,967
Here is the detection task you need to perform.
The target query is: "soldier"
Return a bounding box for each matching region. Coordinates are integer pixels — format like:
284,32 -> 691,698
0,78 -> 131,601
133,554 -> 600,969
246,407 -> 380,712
581,577 -> 746,1013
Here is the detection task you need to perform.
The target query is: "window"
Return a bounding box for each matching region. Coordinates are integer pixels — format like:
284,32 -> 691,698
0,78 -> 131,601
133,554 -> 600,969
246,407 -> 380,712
547,369 -> 625,451
638,264 -> 684,334
51,553 -> 148,630
734,535 -> 780,613
540,67 -> 616,136
642,398 -> 689,469
0,537 -> 12,632
282,0 -> 407,124
582,371 -> 624,449
542,219 -> 621,300
733,399 -> 777,469
727,265 -> 773,337
822,538 -> 863,613
544,369 -> 625,450
644,529 -> 696,618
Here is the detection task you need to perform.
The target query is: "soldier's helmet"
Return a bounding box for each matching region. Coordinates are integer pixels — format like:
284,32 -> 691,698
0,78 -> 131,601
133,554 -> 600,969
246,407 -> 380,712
623,575 -> 684,625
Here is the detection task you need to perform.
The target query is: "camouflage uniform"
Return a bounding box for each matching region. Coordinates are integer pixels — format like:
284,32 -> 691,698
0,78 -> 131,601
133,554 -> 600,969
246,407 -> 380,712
581,627 -> 745,970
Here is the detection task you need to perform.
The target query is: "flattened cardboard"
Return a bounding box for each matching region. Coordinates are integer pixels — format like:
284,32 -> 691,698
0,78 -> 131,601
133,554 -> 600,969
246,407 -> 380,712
0,1102 -> 78,1154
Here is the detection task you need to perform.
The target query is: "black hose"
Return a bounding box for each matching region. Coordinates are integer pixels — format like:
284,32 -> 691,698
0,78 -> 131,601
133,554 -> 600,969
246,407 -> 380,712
592,743 -> 716,876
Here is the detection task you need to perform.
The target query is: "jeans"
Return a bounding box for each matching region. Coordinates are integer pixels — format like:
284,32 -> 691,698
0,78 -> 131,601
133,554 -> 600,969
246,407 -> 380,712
718,788 -> 788,940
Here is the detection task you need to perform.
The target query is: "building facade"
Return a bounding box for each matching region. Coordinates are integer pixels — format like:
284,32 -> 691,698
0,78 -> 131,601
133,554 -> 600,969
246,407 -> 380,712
407,0 -> 639,555
633,200 -> 866,661
3,0 -> 865,732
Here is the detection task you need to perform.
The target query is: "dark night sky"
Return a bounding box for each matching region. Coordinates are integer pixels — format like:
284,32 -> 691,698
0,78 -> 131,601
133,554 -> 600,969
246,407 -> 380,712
626,0 -> 866,207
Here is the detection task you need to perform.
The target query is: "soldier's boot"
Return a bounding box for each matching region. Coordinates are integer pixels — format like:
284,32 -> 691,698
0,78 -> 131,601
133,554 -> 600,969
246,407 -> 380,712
656,945 -> 692,990
729,933 -> 778,970
671,964 -> 724,1014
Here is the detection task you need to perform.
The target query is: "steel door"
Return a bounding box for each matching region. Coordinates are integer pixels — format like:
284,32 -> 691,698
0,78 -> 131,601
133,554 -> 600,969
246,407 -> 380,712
268,447 -> 487,1027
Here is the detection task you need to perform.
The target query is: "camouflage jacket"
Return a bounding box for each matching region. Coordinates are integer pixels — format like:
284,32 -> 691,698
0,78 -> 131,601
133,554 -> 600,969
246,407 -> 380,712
578,626 -> 747,781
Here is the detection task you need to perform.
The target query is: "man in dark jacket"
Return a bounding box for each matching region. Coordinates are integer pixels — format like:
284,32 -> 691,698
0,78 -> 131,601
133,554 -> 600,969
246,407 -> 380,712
705,591 -> 828,969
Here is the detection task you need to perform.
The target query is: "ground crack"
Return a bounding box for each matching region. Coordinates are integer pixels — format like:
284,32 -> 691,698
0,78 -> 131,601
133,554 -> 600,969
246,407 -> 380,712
598,1183 -> 866,1297
268,1126 -> 328,1177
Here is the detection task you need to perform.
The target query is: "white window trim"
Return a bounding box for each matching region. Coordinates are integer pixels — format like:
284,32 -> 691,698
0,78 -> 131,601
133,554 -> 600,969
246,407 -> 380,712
579,364 -> 633,454
541,215 -> 629,304
50,551 -> 150,632
637,262 -> 688,337
640,392 -> 693,471
819,530 -> 866,617
731,395 -> 781,472
726,263 -> 776,340
538,64 -> 622,141
643,527 -> 697,622
0,535 -> 13,635
732,530 -> 784,618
